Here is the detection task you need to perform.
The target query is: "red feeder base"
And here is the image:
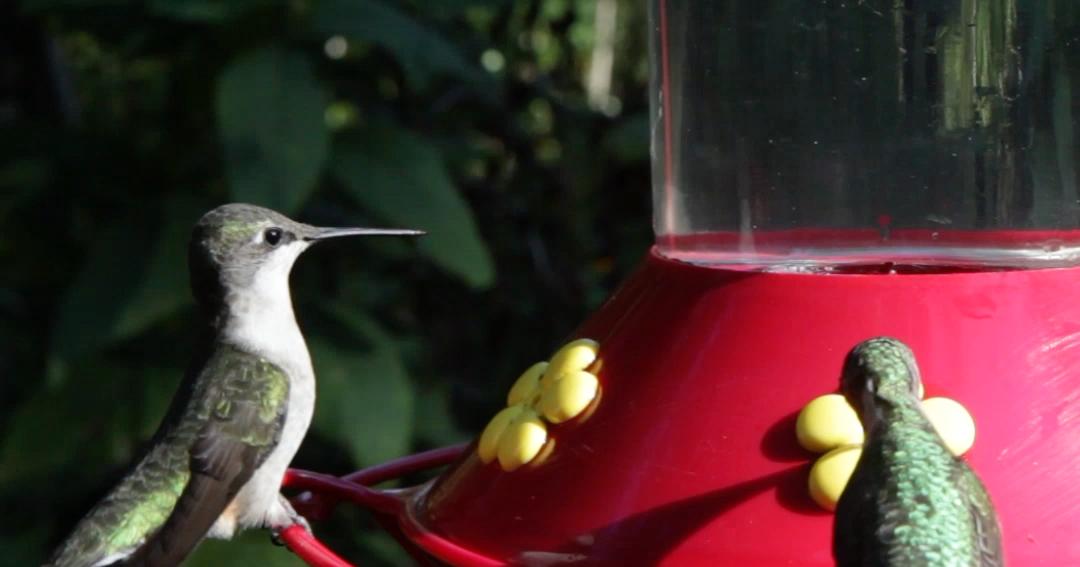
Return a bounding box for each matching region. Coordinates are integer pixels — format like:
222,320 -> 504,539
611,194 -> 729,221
289,247 -> 1080,565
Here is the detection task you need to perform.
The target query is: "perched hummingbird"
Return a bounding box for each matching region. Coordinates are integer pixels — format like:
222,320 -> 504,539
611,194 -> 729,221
833,337 -> 1003,567
46,204 -> 422,567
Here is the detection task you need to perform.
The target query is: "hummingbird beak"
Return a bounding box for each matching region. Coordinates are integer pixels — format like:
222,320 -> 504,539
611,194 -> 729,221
304,227 -> 425,241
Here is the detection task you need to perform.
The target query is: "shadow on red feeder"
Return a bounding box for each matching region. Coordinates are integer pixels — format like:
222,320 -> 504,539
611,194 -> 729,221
280,247 -> 1080,565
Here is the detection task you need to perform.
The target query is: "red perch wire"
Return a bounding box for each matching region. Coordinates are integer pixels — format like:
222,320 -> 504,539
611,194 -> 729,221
279,444 -> 469,567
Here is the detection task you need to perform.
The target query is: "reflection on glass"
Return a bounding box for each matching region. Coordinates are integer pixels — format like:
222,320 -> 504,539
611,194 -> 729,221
650,1 -> 1080,269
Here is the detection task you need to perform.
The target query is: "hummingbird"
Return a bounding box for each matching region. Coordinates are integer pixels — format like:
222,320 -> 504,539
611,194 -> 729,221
45,203 -> 423,567
833,337 -> 1003,567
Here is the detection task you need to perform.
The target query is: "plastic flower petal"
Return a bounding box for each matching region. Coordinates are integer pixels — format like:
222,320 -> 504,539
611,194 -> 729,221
495,408 -> 548,471
507,362 -> 548,406
540,370 -> 599,424
797,390 -> 976,510
478,405 -> 525,464
477,338 -> 601,471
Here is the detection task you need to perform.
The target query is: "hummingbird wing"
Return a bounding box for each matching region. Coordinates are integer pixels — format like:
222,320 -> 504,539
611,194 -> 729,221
124,348 -> 290,567
955,464 -> 1004,566
44,441 -> 192,567
833,449 -> 886,567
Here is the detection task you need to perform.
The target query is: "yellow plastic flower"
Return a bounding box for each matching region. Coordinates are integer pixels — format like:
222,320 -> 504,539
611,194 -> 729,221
478,338 -> 600,471
796,391 -> 976,510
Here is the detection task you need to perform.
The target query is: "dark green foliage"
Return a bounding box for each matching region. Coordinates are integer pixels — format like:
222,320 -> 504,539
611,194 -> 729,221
217,46 -> 331,214
0,0 -> 650,564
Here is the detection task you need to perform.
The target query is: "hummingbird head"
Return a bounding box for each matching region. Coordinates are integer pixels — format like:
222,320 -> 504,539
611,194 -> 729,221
840,337 -> 923,429
188,203 -> 422,318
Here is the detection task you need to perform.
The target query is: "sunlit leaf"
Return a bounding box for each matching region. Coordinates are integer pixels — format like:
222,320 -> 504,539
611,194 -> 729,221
332,125 -> 495,289
311,0 -> 492,91
217,46 -> 329,214
310,313 -> 414,468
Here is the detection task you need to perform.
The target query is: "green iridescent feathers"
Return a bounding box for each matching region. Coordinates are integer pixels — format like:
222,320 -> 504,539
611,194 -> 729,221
45,346 -> 288,567
834,337 -> 1003,567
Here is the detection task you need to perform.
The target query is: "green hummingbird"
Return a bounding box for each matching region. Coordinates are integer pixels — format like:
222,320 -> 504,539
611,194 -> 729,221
45,204 -> 422,567
833,337 -> 1003,567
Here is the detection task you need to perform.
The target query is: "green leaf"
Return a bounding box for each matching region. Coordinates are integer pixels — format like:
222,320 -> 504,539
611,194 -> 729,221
0,386 -> 86,485
0,360 -> 149,485
310,314 -> 414,468
332,125 -> 495,288
149,0 -> 281,22
217,46 -> 329,214
50,221 -> 150,362
50,199 -> 198,363
110,204 -> 200,341
414,384 -> 469,447
138,366 -> 185,438
187,530 -> 305,566
311,0 -> 491,91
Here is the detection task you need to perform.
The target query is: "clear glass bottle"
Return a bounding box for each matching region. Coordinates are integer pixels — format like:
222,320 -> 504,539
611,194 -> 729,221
650,0 -> 1080,271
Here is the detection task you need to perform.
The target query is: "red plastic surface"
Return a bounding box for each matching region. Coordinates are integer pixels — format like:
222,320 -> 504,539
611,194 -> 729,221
401,248 -> 1080,565
279,525 -> 353,567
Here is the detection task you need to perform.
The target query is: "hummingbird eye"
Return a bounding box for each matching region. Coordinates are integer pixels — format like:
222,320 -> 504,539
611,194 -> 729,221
264,227 -> 283,246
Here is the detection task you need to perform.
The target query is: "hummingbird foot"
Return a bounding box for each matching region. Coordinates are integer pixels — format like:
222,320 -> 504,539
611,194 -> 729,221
268,493 -> 313,548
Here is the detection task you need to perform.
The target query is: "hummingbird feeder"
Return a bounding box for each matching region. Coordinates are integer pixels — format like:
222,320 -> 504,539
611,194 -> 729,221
281,1 -> 1080,564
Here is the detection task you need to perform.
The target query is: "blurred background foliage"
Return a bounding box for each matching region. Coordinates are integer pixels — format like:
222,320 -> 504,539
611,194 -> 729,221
0,0 -> 651,564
